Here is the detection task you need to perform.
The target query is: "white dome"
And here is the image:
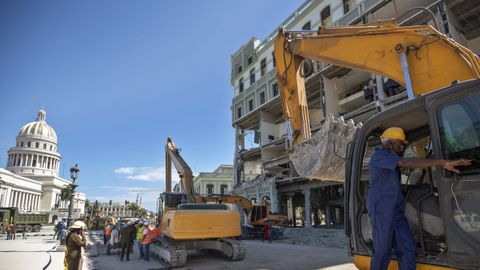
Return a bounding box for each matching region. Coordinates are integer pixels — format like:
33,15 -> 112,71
17,109 -> 57,143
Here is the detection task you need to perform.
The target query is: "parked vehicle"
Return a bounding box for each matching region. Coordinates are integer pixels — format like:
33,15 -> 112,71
0,207 -> 49,233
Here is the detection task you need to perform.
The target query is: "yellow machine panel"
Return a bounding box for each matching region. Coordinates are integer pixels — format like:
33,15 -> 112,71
160,210 -> 241,240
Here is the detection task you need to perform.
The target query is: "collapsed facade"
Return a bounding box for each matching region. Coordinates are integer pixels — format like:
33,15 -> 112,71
231,0 -> 480,227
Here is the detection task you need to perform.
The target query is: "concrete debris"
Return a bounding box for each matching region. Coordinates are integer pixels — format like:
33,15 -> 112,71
290,114 -> 362,181
274,227 -> 347,249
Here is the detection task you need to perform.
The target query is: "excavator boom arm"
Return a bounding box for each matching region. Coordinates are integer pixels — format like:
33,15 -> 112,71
274,22 -> 480,146
165,137 -> 196,202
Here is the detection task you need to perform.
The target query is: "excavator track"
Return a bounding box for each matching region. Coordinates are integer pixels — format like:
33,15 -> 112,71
221,238 -> 246,261
150,238 -> 187,268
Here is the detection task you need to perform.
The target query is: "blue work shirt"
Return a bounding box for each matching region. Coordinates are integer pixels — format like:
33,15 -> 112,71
368,147 -> 402,194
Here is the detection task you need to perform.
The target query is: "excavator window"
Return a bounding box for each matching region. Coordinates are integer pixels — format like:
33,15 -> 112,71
437,92 -> 480,176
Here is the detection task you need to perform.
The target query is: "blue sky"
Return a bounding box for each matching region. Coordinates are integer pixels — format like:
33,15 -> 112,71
0,0 -> 300,210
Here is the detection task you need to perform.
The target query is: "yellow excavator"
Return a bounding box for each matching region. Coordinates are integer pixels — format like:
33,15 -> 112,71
151,137 -> 246,267
274,20 -> 480,269
197,194 -> 289,239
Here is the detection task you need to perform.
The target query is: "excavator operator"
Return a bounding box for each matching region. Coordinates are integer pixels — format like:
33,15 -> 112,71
367,127 -> 471,270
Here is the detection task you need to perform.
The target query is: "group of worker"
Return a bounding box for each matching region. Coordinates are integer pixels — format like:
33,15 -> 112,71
103,219 -> 161,262
2,223 -> 17,240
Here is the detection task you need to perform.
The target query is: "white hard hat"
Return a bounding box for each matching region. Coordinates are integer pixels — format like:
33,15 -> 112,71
127,221 -> 133,225
70,221 -> 86,229
143,221 -> 149,226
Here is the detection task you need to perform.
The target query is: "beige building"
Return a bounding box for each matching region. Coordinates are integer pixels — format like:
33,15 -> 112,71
231,0 -> 480,227
193,165 -> 257,196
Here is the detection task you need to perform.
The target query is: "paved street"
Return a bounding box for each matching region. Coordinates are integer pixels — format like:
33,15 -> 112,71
86,230 -> 358,270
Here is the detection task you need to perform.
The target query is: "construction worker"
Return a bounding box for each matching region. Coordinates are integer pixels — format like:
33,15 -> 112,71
135,221 -> 144,259
104,222 -> 112,245
119,221 -> 133,261
153,224 -> 160,238
367,127 -> 471,270
141,221 -> 153,261
64,221 -> 87,270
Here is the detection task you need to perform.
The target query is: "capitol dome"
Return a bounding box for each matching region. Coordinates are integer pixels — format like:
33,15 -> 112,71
17,109 -> 57,143
6,109 -> 61,177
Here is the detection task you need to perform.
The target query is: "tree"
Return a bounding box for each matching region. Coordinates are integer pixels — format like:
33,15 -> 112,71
60,185 -> 74,202
138,208 -> 148,219
127,203 -> 140,218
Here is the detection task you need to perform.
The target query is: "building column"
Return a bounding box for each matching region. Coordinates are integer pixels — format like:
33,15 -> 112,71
10,191 -> 15,207
326,204 -> 332,227
303,187 -> 311,228
287,195 -> 294,226
322,76 -> 340,116
270,180 -> 279,213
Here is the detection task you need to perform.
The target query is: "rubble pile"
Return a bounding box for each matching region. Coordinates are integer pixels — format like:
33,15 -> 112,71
274,228 -> 347,249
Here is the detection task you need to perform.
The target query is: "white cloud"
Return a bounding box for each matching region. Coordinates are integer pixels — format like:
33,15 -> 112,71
113,166 -> 180,182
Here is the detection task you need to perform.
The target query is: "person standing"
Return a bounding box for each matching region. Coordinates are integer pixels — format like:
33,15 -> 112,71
57,220 -> 65,241
11,223 -> 16,240
22,228 -> 27,240
64,221 -> 87,270
135,221 -> 144,259
153,224 -> 160,238
6,224 -> 12,240
119,222 -> 133,261
141,221 -> 153,261
367,127 -> 470,270
104,223 -> 112,245
262,223 -> 272,243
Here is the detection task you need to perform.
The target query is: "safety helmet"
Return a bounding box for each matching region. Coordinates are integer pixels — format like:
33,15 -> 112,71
143,221 -> 150,226
70,221 -> 87,229
380,127 -> 408,144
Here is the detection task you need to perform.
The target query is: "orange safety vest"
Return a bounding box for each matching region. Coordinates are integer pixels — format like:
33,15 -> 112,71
153,227 -> 160,238
105,227 -> 112,236
141,227 -> 152,244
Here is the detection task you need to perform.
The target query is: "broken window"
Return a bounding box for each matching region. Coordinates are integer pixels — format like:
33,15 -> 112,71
343,0 -> 354,14
260,58 -> 267,77
247,56 -> 253,65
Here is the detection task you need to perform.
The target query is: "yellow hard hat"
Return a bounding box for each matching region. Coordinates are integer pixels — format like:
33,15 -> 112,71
380,127 -> 408,144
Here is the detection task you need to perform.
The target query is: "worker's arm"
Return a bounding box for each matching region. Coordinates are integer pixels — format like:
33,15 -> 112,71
71,232 -> 87,247
398,158 -> 471,173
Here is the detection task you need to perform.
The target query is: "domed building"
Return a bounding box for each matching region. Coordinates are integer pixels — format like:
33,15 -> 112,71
0,109 -> 85,222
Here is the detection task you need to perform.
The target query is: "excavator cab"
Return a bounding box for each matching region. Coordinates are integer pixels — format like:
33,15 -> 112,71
345,80 -> 480,270
158,192 -> 188,219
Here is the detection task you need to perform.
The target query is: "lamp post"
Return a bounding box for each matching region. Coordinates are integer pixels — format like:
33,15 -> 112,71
67,164 -> 80,227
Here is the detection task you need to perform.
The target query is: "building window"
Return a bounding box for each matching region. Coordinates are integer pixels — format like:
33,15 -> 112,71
239,77 -> 244,93
272,52 -> 276,67
259,91 -> 266,104
260,58 -> 267,77
207,184 -> 214,195
27,141 -> 31,148
220,185 -> 228,195
50,145 -> 52,151
247,56 -> 253,65
321,6 -> 332,26
248,99 -> 254,111
20,142 -> 24,147
238,65 -> 243,73
343,0 -> 354,14
302,21 -> 311,30
272,83 -> 279,97
35,142 -> 39,148
237,107 -> 242,119
250,68 -> 255,84
43,143 -> 47,150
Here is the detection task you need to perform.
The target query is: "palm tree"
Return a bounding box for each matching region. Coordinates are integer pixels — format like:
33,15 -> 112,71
138,208 -> 148,219
60,185 -> 73,202
127,203 -> 139,218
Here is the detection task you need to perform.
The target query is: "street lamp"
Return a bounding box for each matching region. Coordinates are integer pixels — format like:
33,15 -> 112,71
67,164 -> 80,227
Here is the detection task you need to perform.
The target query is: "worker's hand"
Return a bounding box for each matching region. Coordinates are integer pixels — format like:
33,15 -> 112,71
443,159 -> 471,173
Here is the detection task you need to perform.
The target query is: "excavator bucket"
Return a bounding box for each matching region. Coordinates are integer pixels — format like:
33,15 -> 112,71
289,115 -> 362,181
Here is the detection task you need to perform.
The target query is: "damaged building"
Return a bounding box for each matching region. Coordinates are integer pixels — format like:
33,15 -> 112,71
230,0 -> 480,227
